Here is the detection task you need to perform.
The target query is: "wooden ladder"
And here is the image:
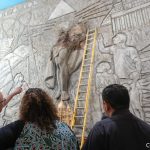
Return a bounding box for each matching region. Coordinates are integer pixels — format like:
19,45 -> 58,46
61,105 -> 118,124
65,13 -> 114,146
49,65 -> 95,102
71,28 -> 97,149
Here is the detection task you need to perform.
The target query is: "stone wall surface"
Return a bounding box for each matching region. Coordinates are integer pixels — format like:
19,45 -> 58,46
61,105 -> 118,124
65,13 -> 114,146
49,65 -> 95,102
0,0 -> 150,127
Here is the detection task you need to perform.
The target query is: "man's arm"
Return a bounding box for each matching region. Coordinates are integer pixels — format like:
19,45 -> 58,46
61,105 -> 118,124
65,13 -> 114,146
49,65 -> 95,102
98,34 -> 112,53
0,120 -> 25,149
81,123 -> 105,150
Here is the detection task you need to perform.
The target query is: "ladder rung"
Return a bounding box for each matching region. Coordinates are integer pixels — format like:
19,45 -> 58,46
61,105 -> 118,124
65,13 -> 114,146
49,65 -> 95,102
83,61 -> 91,63
87,41 -> 93,44
81,72 -> 89,75
75,116 -> 84,118
86,48 -> 91,51
86,49 -> 91,51
87,37 -> 93,40
87,42 -> 93,46
86,48 -> 91,50
81,76 -> 89,79
78,99 -> 85,101
89,30 -> 95,34
81,78 -> 88,81
85,52 -> 91,55
77,107 -> 85,109
82,70 -> 90,73
89,29 -> 95,32
84,58 -> 91,60
86,46 -> 93,49
88,33 -> 94,36
88,31 -> 94,34
74,125 -> 83,128
87,39 -> 93,42
79,91 -> 86,93
83,61 -> 91,64
80,83 -> 88,86
85,51 -> 91,54
83,64 -> 90,67
82,71 -> 90,74
88,38 -> 94,40
84,60 -> 90,63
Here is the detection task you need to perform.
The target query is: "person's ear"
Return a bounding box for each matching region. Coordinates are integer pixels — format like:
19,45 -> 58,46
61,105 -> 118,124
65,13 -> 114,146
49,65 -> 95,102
103,100 -> 112,116
106,102 -> 112,112
103,100 -> 108,112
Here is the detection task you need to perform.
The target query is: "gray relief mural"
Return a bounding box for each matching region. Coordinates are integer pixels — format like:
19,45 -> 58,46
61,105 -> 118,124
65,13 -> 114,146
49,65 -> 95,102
0,0 -> 150,127
45,24 -> 86,101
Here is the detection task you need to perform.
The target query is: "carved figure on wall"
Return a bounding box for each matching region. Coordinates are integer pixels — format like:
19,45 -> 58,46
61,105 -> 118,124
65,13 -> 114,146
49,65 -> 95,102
99,33 -> 141,81
45,24 -> 87,101
2,12 -> 31,51
130,82 -> 144,120
99,33 -> 144,119
96,62 -> 119,113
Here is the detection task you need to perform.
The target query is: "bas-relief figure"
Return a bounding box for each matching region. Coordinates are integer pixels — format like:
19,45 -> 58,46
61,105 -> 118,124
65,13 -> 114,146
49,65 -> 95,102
99,33 -> 141,81
96,62 -> 119,113
45,24 -> 86,101
98,32 -> 144,120
109,0 -> 150,122
130,82 -> 144,120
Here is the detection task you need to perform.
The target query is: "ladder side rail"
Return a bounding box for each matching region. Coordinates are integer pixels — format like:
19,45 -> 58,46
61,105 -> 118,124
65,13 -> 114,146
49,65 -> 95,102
80,28 -> 97,148
71,30 -> 89,128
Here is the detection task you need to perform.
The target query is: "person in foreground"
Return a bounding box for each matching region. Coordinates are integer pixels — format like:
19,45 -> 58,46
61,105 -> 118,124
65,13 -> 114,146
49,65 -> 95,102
0,88 -> 79,150
82,84 -> 150,150
0,87 -> 23,150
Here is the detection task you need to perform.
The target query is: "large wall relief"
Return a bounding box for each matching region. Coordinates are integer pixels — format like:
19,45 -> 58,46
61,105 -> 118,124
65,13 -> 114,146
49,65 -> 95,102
93,0 -> 150,123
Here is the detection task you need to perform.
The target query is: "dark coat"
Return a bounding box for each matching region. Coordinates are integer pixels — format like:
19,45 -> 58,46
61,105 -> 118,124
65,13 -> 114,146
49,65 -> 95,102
82,110 -> 150,150
0,120 -> 25,150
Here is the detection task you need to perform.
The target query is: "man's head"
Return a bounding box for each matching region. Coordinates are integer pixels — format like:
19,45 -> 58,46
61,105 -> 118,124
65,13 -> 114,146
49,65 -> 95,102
69,23 -> 87,42
112,33 -> 127,45
102,84 -> 130,117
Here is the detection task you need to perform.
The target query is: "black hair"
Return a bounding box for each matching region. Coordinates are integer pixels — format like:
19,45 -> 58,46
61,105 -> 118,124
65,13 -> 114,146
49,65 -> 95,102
102,84 -> 130,110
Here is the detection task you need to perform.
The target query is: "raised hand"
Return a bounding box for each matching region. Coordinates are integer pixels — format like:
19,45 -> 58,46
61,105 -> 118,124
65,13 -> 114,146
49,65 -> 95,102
12,87 -> 22,95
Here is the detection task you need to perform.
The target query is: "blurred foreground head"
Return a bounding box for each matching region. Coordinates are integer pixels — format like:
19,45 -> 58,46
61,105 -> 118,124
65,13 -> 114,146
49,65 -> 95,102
102,84 -> 130,117
20,88 -> 58,131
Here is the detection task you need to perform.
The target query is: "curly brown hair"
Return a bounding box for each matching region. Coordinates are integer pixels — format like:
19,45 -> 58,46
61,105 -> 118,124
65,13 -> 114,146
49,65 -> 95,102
19,88 -> 59,131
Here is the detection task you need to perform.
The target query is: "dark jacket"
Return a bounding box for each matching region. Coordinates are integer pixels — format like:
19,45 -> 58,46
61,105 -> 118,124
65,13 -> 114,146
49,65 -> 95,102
0,120 -> 25,150
82,110 -> 150,150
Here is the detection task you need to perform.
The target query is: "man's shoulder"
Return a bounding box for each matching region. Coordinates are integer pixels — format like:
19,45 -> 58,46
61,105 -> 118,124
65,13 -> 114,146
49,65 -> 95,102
94,117 -> 115,129
136,117 -> 150,132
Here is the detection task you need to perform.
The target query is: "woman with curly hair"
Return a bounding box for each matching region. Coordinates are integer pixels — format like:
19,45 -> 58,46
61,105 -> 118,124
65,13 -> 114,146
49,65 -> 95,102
15,88 -> 79,150
0,88 -> 79,150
